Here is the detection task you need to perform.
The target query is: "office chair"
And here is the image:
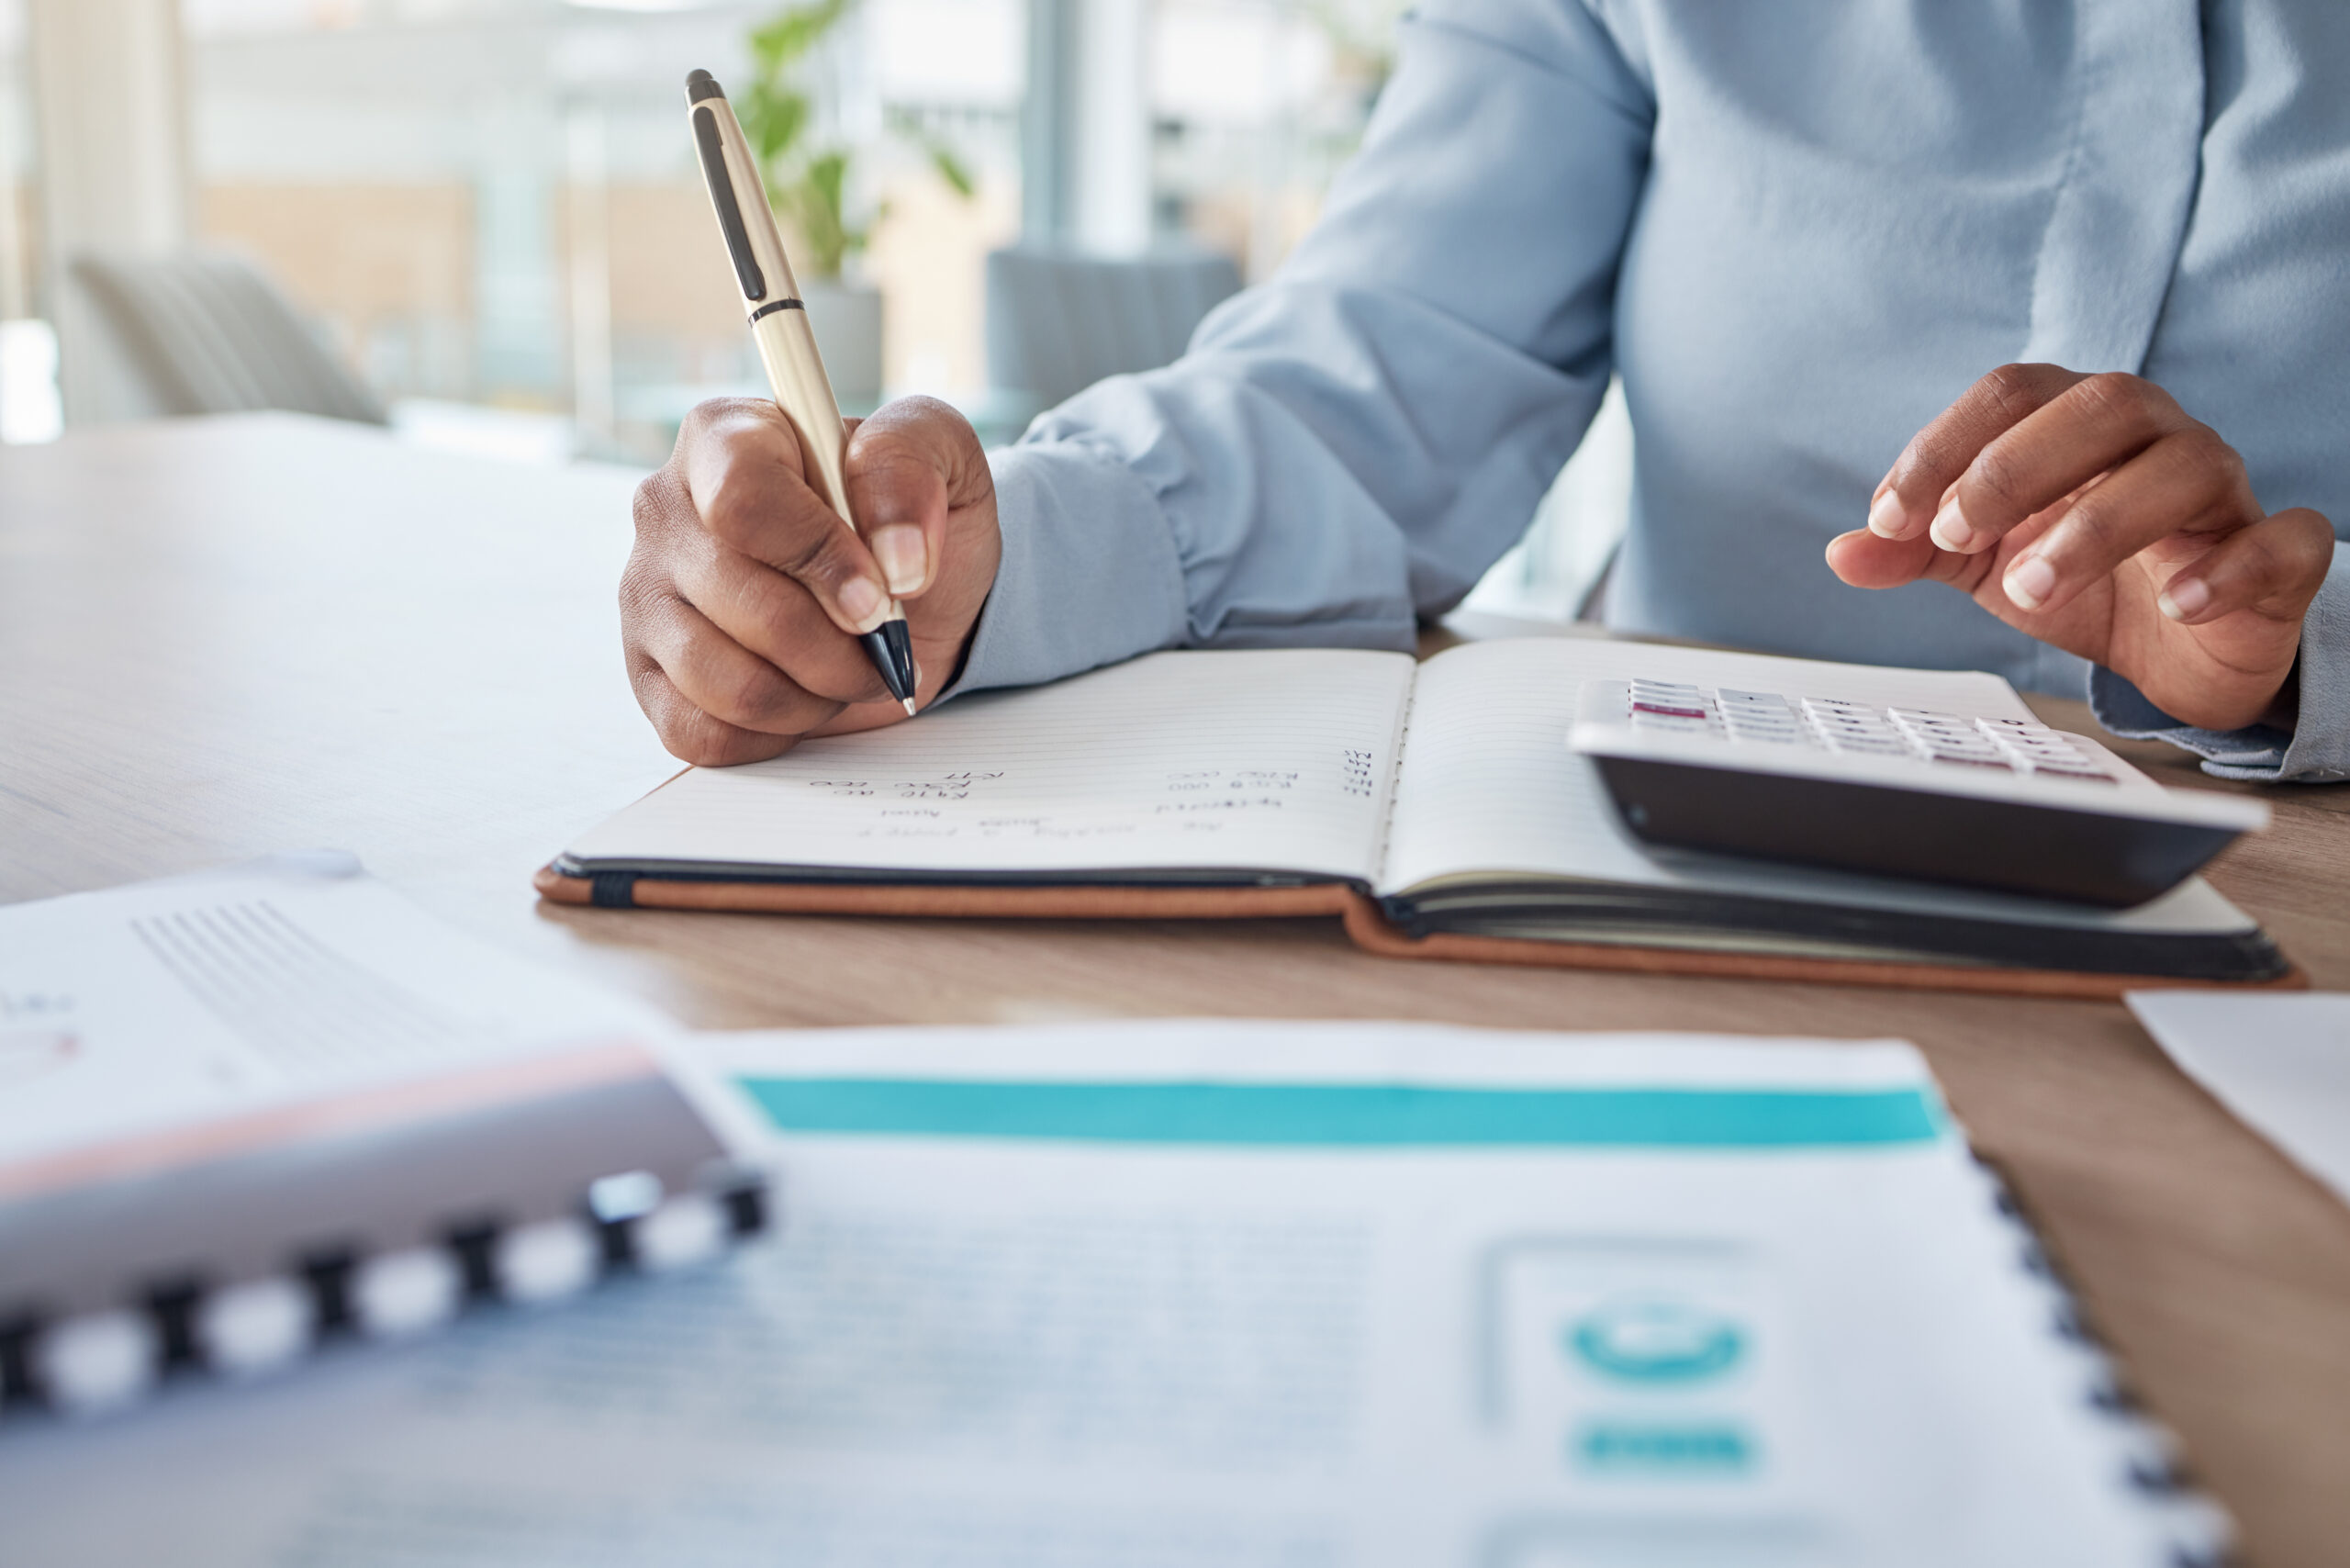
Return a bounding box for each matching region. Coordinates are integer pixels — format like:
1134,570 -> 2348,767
983,245 -> 1243,415
70,249 -> 388,425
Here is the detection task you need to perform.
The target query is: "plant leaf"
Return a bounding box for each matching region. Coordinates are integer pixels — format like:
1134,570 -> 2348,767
737,84 -> 809,167
928,145 -> 977,199
748,0 -> 849,73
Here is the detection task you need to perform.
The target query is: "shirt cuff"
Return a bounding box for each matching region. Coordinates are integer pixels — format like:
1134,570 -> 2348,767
936,440 -> 1191,700
2087,548 -> 2350,783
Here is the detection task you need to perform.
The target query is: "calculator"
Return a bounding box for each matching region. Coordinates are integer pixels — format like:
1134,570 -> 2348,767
1569,678 -> 2270,907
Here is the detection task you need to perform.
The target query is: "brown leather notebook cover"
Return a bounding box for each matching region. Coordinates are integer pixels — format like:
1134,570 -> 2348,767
532,864 -> 2304,1001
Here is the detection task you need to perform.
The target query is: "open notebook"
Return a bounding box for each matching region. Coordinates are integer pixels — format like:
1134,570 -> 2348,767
540,641 -> 2294,996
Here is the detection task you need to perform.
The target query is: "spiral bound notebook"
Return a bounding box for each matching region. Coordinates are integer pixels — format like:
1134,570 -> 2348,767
0,857 -> 767,1420
2,1023 -> 2241,1566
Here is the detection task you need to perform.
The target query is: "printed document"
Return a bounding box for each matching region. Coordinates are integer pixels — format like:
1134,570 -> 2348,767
0,1022 -> 2210,1566
2128,991 -> 2350,1204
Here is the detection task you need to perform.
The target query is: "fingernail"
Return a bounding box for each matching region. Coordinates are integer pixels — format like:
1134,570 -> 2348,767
1866,490 -> 1908,539
836,575 -> 887,631
871,526 -> 928,596
2160,576 -> 2210,622
1929,499 -> 1976,553
2006,554 -> 2056,611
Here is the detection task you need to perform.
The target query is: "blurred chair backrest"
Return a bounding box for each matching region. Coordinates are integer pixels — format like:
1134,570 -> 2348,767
69,250 -> 388,425
985,245 -> 1243,412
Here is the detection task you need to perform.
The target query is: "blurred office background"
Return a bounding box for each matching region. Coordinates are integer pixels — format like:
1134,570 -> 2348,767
0,0 -> 1627,617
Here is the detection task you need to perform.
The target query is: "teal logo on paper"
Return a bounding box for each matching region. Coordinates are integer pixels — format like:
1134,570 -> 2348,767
1575,1421 -> 1755,1473
1567,1298 -> 1744,1383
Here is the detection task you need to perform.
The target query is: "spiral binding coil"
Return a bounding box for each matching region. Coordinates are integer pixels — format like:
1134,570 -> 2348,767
0,1167 -> 770,1422
1969,1152 -> 2239,1568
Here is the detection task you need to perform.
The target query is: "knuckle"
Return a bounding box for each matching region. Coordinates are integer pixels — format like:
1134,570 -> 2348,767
2286,528 -> 2339,589
2076,371 -> 2148,414
2185,426 -> 2246,485
619,571 -> 688,655
778,521 -> 861,588
717,657 -> 789,728
1980,363 -> 2061,418
617,556 -> 656,624
890,392 -> 957,422
679,395 -> 768,444
1966,445 -> 2030,513
698,469 -> 765,553
2286,509 -> 2340,565
2226,530 -> 2288,591
663,716 -> 723,767
2059,495 -> 2127,558
690,422 -> 805,554
2074,372 -> 2176,436
632,469 -> 682,540
669,712 -> 747,768
637,677 -> 718,765
1892,428 -> 1965,493
860,392 -> 956,440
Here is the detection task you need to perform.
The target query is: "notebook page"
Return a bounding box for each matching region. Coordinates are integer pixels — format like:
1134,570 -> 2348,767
1377,637 -> 2254,935
567,648 -> 1416,881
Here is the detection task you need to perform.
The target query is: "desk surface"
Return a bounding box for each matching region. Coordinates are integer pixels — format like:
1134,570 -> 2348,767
6,415 -> 2347,1566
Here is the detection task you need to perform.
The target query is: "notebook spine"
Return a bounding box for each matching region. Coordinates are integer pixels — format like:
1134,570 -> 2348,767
1969,1152 -> 2238,1568
1367,664 -> 1420,893
0,1166 -> 771,1424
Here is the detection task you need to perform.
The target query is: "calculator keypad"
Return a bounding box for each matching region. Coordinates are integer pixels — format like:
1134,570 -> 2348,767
1622,681 -> 2119,783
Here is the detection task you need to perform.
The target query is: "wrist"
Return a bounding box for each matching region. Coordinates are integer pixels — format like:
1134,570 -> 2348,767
2261,657 -> 2301,732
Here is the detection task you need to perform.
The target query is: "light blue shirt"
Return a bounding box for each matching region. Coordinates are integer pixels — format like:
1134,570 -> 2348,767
961,0 -> 2350,783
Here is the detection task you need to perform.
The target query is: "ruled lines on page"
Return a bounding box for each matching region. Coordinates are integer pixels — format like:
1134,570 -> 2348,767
566,649 -> 1419,879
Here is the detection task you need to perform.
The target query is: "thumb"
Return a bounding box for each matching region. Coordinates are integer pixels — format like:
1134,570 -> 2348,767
844,397 -> 975,600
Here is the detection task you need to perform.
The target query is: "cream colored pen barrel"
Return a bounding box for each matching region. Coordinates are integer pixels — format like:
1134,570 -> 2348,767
693,83 -> 904,625
752,311 -> 903,623
750,308 -> 851,526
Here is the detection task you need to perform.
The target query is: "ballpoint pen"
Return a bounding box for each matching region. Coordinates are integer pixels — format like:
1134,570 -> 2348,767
683,68 -> 919,716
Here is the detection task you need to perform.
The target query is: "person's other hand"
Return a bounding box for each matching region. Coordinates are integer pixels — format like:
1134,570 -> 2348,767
1826,364 -> 2333,731
621,395 -> 1001,765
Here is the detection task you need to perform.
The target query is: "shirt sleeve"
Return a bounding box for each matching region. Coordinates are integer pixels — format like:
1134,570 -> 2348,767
948,0 -> 1654,697
2088,548 -> 2350,783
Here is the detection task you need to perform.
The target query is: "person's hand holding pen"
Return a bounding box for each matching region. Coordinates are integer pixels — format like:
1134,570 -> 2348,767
621,395 -> 1001,766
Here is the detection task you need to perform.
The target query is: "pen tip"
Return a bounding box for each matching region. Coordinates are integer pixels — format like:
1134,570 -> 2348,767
901,698 -> 918,717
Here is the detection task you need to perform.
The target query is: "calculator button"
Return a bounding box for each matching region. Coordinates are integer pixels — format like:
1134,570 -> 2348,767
1630,700 -> 1710,719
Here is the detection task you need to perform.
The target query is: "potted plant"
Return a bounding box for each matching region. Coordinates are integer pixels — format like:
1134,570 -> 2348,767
735,0 -> 975,409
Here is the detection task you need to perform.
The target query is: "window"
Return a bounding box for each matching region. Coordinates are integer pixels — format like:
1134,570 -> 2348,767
181,0 -> 1020,463
0,0 -> 60,442
1148,0 -> 1394,278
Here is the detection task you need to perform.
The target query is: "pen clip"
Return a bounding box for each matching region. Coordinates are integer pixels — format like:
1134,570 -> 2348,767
690,103 -> 767,304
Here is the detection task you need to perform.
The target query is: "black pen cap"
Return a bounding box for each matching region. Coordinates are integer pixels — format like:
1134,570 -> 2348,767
686,69 -> 725,104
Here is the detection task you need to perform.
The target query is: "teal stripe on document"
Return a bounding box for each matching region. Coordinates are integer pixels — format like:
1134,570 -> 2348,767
733,1080 -> 1944,1148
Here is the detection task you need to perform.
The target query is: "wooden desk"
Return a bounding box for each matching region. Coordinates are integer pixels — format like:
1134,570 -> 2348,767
6,415 -> 2347,1565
